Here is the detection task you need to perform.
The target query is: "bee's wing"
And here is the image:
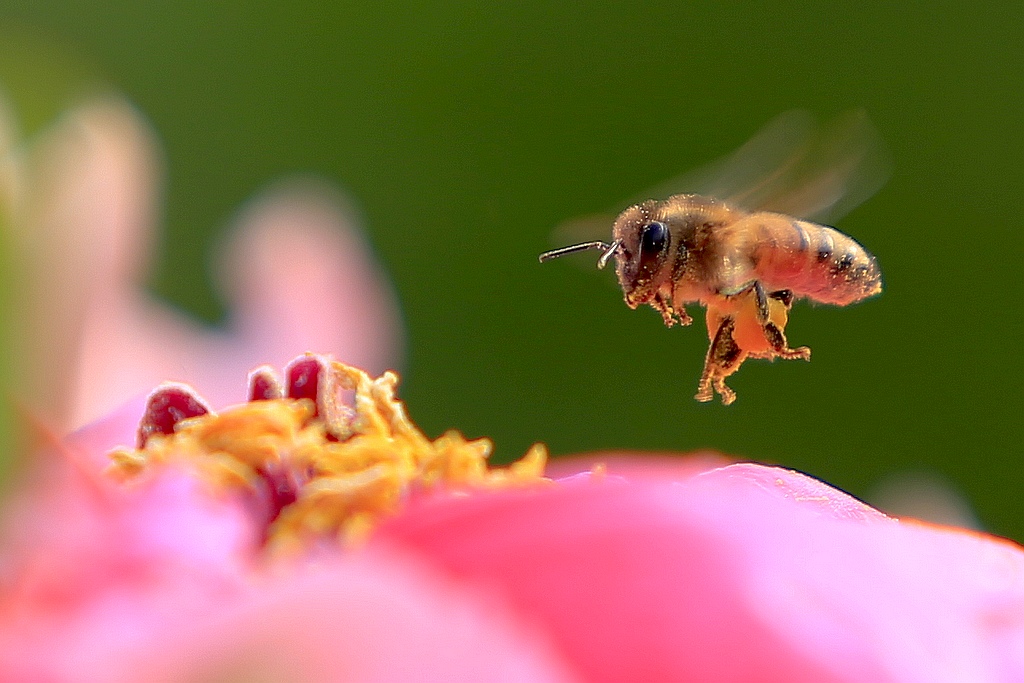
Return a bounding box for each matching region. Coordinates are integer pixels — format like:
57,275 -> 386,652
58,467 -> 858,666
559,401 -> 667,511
641,109 -> 892,224
547,110 -> 891,253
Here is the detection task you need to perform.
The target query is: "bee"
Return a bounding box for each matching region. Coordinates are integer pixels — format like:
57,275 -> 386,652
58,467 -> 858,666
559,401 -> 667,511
539,110 -> 888,405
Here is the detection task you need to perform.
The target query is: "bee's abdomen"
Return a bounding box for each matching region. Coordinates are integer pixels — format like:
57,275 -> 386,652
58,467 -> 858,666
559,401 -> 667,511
755,219 -> 881,305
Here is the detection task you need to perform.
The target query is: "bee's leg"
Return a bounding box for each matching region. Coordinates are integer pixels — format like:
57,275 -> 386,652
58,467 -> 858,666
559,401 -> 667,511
695,315 -> 746,405
723,281 -> 771,322
752,281 -> 771,323
755,287 -> 810,360
652,292 -> 692,327
651,292 -> 676,328
762,318 -> 811,361
675,305 -> 693,326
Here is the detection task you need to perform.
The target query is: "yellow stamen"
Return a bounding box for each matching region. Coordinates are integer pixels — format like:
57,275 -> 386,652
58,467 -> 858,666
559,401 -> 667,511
107,358 -> 549,551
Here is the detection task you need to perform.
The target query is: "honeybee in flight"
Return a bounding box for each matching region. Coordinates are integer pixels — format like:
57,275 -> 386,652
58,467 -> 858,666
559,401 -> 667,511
539,110 -> 888,405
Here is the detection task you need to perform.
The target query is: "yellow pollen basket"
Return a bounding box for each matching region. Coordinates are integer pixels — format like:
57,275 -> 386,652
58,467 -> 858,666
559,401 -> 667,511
107,357 -> 549,551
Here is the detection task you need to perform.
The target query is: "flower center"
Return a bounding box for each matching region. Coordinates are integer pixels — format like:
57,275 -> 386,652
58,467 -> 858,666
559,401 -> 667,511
107,354 -> 549,551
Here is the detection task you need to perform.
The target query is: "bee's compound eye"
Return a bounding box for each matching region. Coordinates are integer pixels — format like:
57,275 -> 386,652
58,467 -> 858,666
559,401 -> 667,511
640,221 -> 668,256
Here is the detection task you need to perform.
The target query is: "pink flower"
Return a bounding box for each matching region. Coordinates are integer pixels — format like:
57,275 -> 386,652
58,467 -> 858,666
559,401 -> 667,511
2,359 -> 1022,682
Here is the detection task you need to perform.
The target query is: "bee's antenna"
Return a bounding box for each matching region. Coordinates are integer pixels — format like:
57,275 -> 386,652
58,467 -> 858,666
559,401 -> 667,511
538,241 -> 609,263
597,239 -> 623,270
538,240 -> 622,270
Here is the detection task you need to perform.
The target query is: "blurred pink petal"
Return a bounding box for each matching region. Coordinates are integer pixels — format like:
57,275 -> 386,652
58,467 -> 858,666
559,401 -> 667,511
0,411 -> 574,683
215,179 -> 402,380
5,98 -> 157,425
377,463 -> 1024,682
4,98 -> 402,429
117,551 -> 576,683
0,462 -> 255,680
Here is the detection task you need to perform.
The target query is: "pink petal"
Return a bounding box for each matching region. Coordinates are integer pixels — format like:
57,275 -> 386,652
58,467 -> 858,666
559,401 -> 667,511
0,463 -> 257,681
6,98 -> 403,429
117,550 -> 577,683
8,99 -> 160,426
376,463 -> 1024,682
61,394 -> 146,473
3,408 -> 577,682
213,179 -> 404,381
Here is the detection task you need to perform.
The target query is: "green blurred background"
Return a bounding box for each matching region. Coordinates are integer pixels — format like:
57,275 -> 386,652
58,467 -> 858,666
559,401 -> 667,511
1,2 -> 1021,538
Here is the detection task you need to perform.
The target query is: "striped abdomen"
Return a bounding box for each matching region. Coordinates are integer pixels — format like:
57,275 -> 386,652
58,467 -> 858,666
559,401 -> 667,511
750,214 -> 881,305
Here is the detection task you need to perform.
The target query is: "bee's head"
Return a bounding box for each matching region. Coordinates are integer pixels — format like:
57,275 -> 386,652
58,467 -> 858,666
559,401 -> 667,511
537,200 -> 676,307
609,202 -> 673,308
